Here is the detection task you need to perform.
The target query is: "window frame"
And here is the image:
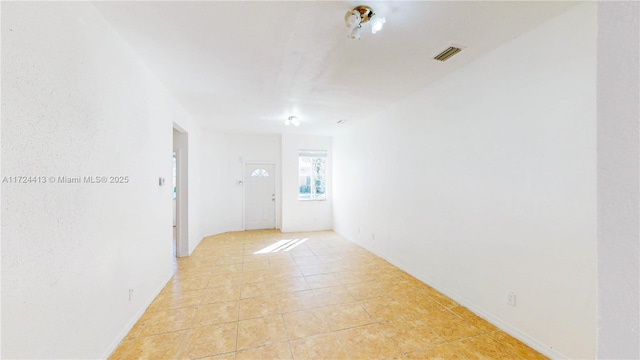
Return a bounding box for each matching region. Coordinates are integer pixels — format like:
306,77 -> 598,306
298,149 -> 327,201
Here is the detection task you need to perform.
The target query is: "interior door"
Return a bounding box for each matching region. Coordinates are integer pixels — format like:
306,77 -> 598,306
244,163 -> 276,230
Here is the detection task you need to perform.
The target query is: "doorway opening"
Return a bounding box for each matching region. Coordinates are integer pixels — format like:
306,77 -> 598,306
173,125 -> 189,257
172,151 -> 177,257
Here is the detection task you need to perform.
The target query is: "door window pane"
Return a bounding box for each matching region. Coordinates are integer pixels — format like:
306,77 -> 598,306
251,168 -> 269,177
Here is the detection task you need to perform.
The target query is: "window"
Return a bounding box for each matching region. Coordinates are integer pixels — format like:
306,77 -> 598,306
298,149 -> 327,200
251,168 -> 270,177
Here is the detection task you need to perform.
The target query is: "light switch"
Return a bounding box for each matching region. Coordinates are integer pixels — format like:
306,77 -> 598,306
159,177 -> 165,186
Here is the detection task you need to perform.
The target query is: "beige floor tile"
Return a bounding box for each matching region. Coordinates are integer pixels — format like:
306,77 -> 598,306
211,264 -> 243,275
452,334 -> 520,359
358,296 -> 408,321
313,286 -> 357,306
403,344 -> 467,359
337,323 -> 402,359
272,276 -> 310,294
335,270 -> 376,285
345,281 -> 389,300
317,254 -> 343,264
269,258 -> 298,269
490,331 -> 549,359
304,273 -> 342,289
241,270 -> 272,284
271,267 -> 304,280
394,292 -> 445,316
420,309 -> 485,342
294,256 -> 323,266
201,284 -> 241,304
138,307 -> 198,337
108,339 -> 133,359
175,266 -> 214,280
208,273 -> 242,288
243,261 -> 271,272
243,256 -> 270,265
215,257 -> 244,265
181,323 -> 237,359
239,296 -> 281,320
123,316 -> 147,340
162,276 -> 211,293
289,333 -> 350,360
379,316 -> 445,353
237,314 -> 288,350
236,341 -> 292,360
198,352 -> 237,360
323,302 -> 375,331
283,308 -> 332,339
428,290 -> 460,308
147,289 -> 205,312
241,282 -> 276,299
450,306 -> 498,334
279,289 -> 323,313
111,230 -> 547,360
192,301 -> 239,327
299,264 -> 331,276
124,330 -> 189,359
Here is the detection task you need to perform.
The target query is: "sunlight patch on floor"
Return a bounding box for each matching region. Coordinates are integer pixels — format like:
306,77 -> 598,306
254,238 -> 309,254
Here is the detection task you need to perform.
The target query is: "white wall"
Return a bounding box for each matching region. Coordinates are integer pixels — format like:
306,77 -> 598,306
1,2 -> 205,358
333,4 -> 596,359
597,2 -> 640,358
281,134 -> 332,232
199,132 -> 281,235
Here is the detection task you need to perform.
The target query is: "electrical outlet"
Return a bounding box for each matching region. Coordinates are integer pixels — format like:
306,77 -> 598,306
371,233 -> 375,240
358,227 -> 361,234
129,288 -> 134,302
506,291 -> 516,307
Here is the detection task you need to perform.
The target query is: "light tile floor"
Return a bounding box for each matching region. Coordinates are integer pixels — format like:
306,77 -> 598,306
110,230 -> 547,359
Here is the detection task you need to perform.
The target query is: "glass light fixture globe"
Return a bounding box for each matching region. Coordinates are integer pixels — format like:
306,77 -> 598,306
349,26 -> 362,40
371,15 -> 386,34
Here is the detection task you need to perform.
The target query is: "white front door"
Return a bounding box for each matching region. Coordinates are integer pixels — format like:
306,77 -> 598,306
244,163 -> 276,230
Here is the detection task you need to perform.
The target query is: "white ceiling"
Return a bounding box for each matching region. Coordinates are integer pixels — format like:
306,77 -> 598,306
93,1 -> 577,136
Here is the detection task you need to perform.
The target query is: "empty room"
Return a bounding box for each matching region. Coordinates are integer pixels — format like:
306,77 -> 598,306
1,1 -> 638,359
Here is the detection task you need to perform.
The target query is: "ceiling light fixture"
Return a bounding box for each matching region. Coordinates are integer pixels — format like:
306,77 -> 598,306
285,116 -> 300,127
345,5 -> 385,40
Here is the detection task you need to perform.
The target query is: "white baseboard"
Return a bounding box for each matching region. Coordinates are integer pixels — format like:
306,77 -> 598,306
335,229 -> 568,360
101,270 -> 174,359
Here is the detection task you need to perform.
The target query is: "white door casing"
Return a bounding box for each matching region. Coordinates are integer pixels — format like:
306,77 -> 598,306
244,163 -> 276,230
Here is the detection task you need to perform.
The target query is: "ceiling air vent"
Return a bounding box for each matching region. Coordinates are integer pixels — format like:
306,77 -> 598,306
434,46 -> 462,62
337,119 -> 348,124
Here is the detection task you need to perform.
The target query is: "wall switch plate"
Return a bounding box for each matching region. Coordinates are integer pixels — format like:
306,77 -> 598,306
159,177 -> 165,186
507,291 -> 516,307
129,288 -> 134,302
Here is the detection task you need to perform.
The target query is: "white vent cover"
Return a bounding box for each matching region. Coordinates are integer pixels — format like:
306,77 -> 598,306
434,46 -> 463,61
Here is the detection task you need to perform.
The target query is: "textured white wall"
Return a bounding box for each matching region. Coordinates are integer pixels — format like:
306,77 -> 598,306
333,4 -> 596,358
1,2 -> 203,358
597,2 -> 640,358
282,134 -> 332,232
199,132 -> 282,235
